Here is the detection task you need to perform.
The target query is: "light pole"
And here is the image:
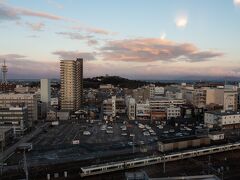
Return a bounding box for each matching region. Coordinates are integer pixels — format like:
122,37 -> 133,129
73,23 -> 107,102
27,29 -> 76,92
130,134 -> 135,154
163,153 -> 166,174
23,149 -> 28,180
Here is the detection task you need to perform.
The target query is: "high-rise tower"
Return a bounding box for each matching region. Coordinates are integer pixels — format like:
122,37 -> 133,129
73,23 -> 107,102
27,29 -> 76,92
1,60 -> 8,83
60,58 -> 83,111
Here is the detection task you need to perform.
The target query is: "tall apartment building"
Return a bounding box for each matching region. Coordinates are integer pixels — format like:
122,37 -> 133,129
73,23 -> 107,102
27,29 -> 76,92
60,58 -> 83,111
0,93 -> 38,126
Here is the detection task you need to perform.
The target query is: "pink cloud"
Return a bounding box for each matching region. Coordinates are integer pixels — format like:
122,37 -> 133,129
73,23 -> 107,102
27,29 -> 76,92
101,38 -> 223,62
0,2 -> 64,21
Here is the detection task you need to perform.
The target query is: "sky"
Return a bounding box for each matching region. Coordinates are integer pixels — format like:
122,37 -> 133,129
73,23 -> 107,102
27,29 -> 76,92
0,0 -> 240,80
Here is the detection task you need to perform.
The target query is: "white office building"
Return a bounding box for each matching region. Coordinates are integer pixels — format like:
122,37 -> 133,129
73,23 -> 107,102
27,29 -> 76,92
127,98 -> 136,120
166,106 -> 181,120
136,102 -> 150,120
204,111 -> 240,129
40,79 -> 50,104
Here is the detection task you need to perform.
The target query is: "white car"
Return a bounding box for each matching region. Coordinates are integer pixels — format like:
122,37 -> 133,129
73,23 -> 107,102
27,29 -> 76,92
121,133 -> 127,136
143,132 -> 150,136
106,130 -> 113,134
138,124 -> 145,129
83,131 -> 91,136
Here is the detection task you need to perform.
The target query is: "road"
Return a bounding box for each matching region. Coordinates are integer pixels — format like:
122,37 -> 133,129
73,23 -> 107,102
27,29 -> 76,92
0,123 -> 49,162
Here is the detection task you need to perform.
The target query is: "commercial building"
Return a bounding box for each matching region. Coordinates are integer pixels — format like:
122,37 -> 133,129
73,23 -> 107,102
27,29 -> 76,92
136,102 -> 150,120
14,85 -> 38,94
115,97 -> 126,115
204,111 -> 240,129
153,86 -> 164,98
205,88 -> 224,105
182,87 -> 206,108
0,106 -> 28,135
151,111 -> 166,121
102,96 -> 116,119
126,97 -> 136,120
166,106 -> 181,120
223,89 -> 238,111
60,58 -> 83,111
46,109 -> 57,121
0,83 -> 16,92
50,97 -> 59,108
132,87 -> 150,103
149,97 -> 185,112
0,93 -> 38,126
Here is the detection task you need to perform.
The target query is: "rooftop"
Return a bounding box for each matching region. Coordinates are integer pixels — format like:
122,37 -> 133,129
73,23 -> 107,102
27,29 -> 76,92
206,111 -> 240,116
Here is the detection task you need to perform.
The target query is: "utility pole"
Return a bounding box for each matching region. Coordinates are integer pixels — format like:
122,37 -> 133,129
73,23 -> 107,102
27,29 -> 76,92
130,134 -> 135,154
208,155 -> 211,175
23,149 -> 28,180
0,141 -> 4,176
163,154 -> 166,174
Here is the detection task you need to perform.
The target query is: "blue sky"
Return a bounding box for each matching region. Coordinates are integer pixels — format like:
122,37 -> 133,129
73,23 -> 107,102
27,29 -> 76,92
0,0 -> 240,80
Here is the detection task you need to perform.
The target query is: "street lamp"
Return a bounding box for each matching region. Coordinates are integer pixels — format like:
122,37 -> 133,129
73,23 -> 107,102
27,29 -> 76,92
130,134 -> 135,154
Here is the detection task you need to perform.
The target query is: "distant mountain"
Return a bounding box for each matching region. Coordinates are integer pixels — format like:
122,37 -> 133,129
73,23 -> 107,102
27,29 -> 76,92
83,76 -> 174,89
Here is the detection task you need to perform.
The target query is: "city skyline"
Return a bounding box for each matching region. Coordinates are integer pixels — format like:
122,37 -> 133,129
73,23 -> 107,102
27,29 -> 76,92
1,0 -> 240,80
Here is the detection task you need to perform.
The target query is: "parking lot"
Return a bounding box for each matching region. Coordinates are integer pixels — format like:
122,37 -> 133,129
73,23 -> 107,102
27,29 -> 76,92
6,119 -> 204,166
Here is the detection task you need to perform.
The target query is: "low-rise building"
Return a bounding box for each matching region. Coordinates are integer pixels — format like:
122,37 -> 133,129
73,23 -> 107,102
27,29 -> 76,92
158,136 -> 210,152
56,111 -> 70,121
136,102 -> 150,120
149,97 -> 185,112
204,111 -> 240,129
102,96 -> 116,119
50,97 -> 59,108
0,106 -> 29,136
208,131 -> 224,141
0,83 -> 16,92
99,84 -> 114,90
0,93 -> 38,126
223,89 -> 238,111
46,109 -> 57,121
151,111 -> 166,121
167,106 -> 181,120
115,97 -> 126,115
182,87 -> 206,108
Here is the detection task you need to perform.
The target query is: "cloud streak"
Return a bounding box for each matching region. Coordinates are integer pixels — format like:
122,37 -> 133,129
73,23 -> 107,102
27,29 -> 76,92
101,38 -> 223,63
71,26 -> 114,35
26,22 -> 45,31
52,50 -> 96,60
0,2 -> 64,21
56,32 -> 98,45
0,2 -> 113,36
